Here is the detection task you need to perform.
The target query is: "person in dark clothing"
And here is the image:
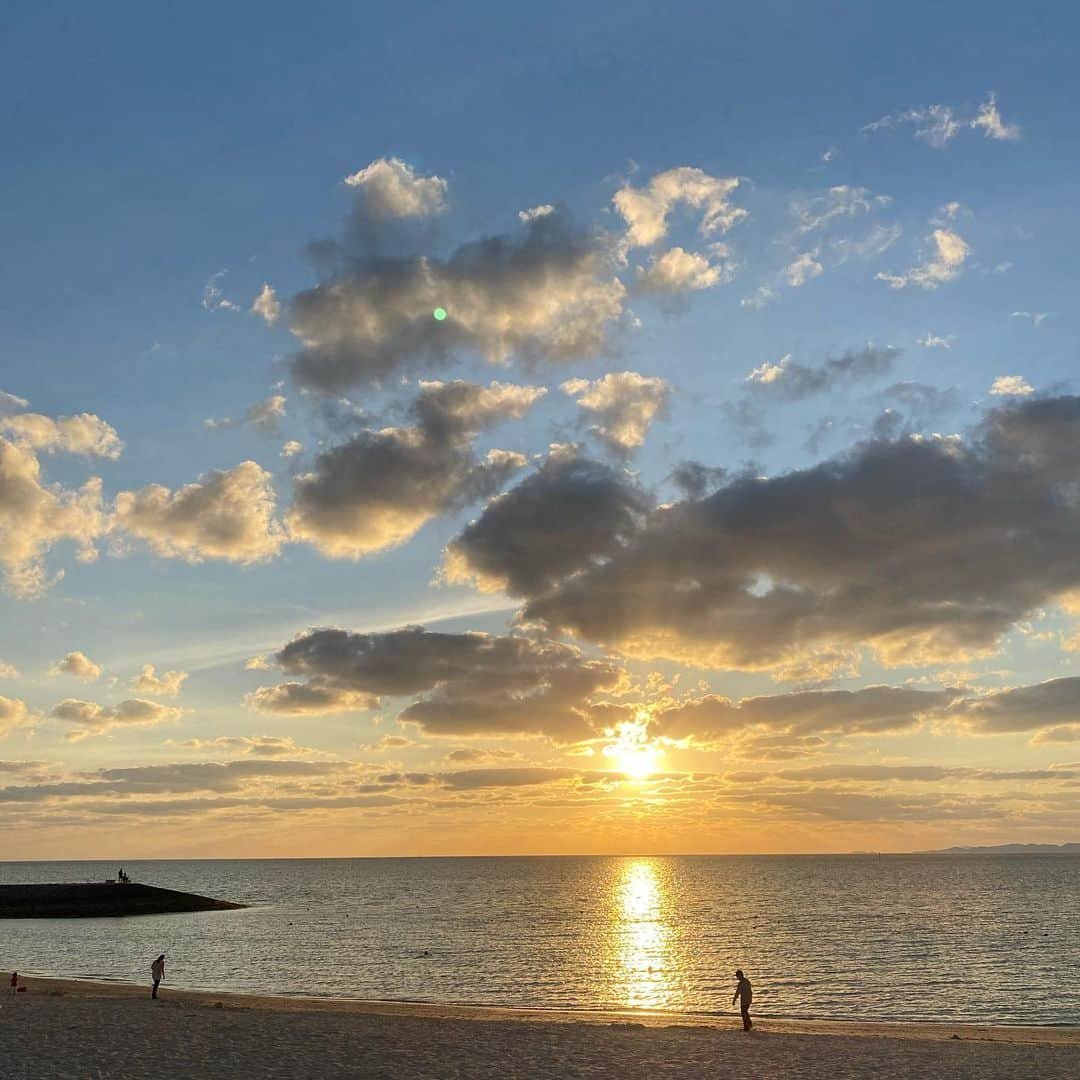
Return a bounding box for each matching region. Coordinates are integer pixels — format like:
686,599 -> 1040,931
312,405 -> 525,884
733,969 -> 753,1030
151,954 -> 165,999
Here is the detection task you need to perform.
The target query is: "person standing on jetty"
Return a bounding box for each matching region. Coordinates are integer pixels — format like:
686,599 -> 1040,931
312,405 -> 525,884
150,954 -> 165,1000
732,969 -> 753,1030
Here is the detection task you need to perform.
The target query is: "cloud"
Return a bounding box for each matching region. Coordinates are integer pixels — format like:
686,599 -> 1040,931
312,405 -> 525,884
783,251 -> 823,287
990,375 -> 1034,397
518,204 -> 555,223
877,228 -> 970,289
560,372 -> 671,455
613,167 -> 746,248
655,685 -> 952,742
744,345 -> 900,402
202,269 -> 240,312
0,413 -> 123,459
204,395 -> 287,436
789,186 -> 892,235
251,283 -> 282,325
258,625 -> 626,742
286,380 -> 542,558
446,747 -> 523,763
917,333 -> 953,349
634,246 -> 735,293
50,697 -> 183,740
114,461 -> 284,564
443,446 -> 649,596
1010,311 -> 1049,328
130,664 -> 188,697
281,440 -> 303,458
343,157 -> 448,220
287,203 -> 626,393
488,395 -> 1080,671
740,285 -> 776,310
0,437 -> 106,596
246,681 -> 378,716
0,696 -> 31,739
0,390 -> 30,416
864,92 -> 1020,148
0,660 -> 19,679
170,735 -> 316,758
50,651 -> 102,682
947,677 -> 1080,734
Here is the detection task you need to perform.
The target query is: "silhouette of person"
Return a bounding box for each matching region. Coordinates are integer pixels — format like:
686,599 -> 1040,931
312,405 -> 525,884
151,954 -> 165,999
732,969 -> 753,1030
9,971 -> 17,996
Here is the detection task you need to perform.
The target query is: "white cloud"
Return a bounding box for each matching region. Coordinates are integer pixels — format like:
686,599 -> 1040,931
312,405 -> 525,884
740,285 -> 776,310
0,660 -> 19,679
783,251 -> 823,287
343,158 -> 448,219
790,186 -> 891,235
917,333 -> 954,349
281,440 -> 303,458
560,372 -> 671,454
518,204 -> 555,223
251,283 -> 281,325
990,375 -> 1034,397
1010,311 -> 1049,328
613,166 -> 746,248
746,355 -> 792,386
50,651 -> 102,682
864,92 -> 1020,148
202,269 -> 240,312
0,390 -> 30,416
130,664 -> 188,697
877,228 -> 970,290
51,697 -> 184,740
205,395 -> 287,436
0,437 -> 106,597
0,696 -> 31,738
0,413 -> 123,459
635,246 -> 734,293
114,461 -> 284,564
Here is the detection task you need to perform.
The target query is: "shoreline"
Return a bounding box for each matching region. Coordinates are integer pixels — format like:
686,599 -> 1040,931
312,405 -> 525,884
13,974 -> 1080,1047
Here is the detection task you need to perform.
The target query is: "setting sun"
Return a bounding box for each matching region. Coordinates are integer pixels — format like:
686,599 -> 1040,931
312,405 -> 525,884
604,716 -> 663,780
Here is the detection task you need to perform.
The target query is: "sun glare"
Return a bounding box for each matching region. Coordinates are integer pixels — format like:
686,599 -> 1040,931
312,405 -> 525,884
604,715 -> 662,780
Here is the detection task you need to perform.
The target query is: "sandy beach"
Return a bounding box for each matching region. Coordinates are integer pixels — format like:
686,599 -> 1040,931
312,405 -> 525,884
2,975 -> 1078,1079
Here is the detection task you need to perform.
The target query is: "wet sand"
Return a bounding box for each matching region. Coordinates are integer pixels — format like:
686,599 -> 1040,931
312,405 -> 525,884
2,975 -> 1078,1078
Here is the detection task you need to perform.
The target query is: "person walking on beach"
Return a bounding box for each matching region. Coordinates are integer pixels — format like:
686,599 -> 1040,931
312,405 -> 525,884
9,971 -> 17,996
150,954 -> 165,1000
732,969 -> 753,1031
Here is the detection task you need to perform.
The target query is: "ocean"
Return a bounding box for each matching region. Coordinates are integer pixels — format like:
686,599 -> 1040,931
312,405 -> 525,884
1,855 -> 1077,1025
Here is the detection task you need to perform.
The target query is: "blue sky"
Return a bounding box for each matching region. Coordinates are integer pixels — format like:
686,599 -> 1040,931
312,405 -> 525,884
3,2 -> 1080,857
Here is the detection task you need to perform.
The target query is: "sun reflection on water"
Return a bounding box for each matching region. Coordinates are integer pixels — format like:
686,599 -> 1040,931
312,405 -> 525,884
610,858 -> 675,1010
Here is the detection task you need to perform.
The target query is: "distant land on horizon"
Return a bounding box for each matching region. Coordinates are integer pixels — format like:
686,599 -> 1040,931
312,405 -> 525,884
921,842 -> 1080,855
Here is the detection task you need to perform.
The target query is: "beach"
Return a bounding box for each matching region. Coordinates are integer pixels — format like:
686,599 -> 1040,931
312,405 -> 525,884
3,977 -> 1078,1079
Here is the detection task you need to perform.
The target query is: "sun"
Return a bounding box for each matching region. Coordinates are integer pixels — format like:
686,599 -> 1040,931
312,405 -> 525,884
603,714 -> 662,780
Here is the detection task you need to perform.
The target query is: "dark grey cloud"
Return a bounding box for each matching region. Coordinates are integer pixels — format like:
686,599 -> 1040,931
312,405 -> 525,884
286,380 -> 542,558
497,395 -> 1080,669
259,625 -> 626,741
947,677 -> 1080,734
656,686 -> 952,742
287,203 -> 626,393
443,447 -> 649,596
730,764 -> 1074,784
745,346 -> 901,402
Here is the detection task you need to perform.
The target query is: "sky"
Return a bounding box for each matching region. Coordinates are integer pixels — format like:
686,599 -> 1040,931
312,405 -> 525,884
3,2 -> 1080,858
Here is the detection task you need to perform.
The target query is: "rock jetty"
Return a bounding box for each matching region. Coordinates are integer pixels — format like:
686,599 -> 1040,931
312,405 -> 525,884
0,882 -> 245,918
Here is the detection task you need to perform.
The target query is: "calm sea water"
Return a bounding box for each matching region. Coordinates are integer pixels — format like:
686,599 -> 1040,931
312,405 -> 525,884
1,856 -> 1077,1025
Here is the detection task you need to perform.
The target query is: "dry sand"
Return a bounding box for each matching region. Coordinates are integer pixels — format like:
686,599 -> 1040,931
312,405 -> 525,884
2,975 -> 1078,1079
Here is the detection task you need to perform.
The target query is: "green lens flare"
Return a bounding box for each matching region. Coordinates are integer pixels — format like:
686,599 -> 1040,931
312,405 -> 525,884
433,307 -> 448,321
